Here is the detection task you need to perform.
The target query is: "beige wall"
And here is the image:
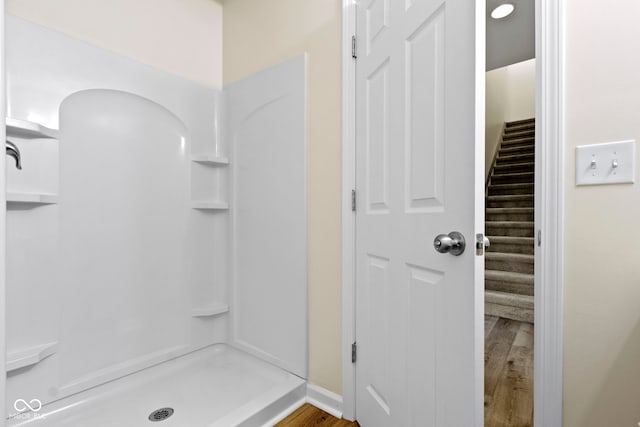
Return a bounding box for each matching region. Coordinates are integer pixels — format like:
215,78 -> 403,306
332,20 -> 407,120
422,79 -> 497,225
223,0 -> 343,393
485,59 -> 536,176
7,0 -> 223,88
564,1 -> 640,426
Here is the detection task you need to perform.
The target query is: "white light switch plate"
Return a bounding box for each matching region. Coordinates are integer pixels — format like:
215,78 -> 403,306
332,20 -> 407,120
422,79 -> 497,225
575,140 -> 635,186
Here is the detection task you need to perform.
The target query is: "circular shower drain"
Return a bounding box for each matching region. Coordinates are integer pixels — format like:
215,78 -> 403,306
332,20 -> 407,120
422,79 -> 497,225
148,407 -> 174,422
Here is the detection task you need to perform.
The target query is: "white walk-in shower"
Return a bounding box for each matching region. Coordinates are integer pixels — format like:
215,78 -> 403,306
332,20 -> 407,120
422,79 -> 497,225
5,16 -> 307,426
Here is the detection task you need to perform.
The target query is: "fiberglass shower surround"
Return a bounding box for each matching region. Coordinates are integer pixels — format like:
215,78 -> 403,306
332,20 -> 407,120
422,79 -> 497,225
5,16 -> 307,426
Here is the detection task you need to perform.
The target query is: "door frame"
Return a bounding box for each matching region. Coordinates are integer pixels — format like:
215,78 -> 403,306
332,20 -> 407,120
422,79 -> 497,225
340,0 -> 565,425
1,2 -> 7,422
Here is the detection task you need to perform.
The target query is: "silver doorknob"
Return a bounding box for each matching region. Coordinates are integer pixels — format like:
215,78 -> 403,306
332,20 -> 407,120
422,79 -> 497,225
433,232 -> 466,256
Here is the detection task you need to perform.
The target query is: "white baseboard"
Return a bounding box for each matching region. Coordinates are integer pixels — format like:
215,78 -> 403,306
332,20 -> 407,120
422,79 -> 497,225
305,383 -> 343,419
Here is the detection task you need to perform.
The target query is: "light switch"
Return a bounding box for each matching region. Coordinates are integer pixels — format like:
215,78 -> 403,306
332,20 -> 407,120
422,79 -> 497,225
575,140 -> 635,186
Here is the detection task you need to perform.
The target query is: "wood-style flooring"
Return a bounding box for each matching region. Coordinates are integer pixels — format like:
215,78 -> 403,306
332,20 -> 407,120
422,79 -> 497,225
485,315 -> 534,427
278,317 -> 532,427
276,403 -> 359,427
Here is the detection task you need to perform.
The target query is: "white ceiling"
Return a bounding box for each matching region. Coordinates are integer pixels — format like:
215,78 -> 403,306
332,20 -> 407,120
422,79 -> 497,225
486,0 -> 535,71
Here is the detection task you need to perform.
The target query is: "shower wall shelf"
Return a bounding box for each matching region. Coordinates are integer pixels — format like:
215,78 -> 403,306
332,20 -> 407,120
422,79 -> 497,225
191,201 -> 229,210
191,302 -> 229,318
6,192 -> 59,204
6,117 -> 59,139
191,154 -> 229,165
7,342 -> 58,372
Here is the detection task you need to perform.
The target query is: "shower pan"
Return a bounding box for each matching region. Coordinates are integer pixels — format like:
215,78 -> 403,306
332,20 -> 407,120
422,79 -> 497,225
4,16 -> 307,426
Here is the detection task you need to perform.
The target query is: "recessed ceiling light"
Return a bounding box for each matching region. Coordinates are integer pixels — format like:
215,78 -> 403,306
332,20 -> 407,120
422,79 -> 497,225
491,3 -> 515,19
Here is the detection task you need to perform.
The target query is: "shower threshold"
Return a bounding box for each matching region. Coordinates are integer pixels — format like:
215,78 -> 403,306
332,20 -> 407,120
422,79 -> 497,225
8,344 -> 306,427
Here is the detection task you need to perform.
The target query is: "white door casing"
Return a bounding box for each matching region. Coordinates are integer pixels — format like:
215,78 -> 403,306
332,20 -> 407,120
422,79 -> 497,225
354,0 -> 485,425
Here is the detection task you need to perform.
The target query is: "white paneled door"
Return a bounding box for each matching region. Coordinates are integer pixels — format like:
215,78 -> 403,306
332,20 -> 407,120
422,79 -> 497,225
354,0 -> 484,426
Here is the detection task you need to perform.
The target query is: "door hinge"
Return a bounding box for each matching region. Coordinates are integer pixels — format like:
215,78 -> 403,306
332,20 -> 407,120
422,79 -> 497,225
351,189 -> 356,212
352,35 -> 357,59
537,229 -> 542,247
351,342 -> 357,363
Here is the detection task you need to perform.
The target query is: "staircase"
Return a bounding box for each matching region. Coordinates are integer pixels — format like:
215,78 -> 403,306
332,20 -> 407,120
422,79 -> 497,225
485,118 -> 535,323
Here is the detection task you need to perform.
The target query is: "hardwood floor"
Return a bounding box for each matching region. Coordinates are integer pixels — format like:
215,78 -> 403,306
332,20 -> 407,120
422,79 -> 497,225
279,318 -> 531,427
276,403 -> 359,427
485,315 -> 534,427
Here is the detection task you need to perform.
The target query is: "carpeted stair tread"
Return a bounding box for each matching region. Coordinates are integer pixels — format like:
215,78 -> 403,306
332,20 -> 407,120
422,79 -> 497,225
487,236 -> 535,246
503,131 -> 535,141
496,152 -> 534,163
486,221 -> 534,230
487,183 -> 534,197
499,141 -> 535,151
504,123 -> 535,133
486,207 -> 534,214
493,162 -> 535,173
490,172 -> 534,184
506,118 -> 535,127
486,290 -> 534,310
485,269 -> 534,286
498,145 -> 535,155
485,291 -> 534,322
486,252 -> 534,262
486,222 -> 535,237
485,117 -> 536,322
485,252 -> 534,274
487,195 -> 534,204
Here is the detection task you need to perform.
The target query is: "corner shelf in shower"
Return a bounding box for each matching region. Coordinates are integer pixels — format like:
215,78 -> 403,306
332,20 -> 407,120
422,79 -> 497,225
191,201 -> 229,210
6,192 -> 59,204
192,302 -> 229,318
6,341 -> 58,372
191,154 -> 229,166
6,117 -> 59,139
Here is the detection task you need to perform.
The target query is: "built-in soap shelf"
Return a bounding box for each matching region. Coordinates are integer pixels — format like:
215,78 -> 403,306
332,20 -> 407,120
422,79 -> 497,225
6,117 -> 59,140
6,342 -> 58,372
191,201 -> 229,210
6,192 -> 59,205
191,154 -> 229,166
191,302 -> 229,318
190,151 -> 228,210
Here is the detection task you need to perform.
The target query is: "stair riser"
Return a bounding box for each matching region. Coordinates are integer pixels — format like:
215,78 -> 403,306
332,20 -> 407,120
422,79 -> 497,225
485,303 -> 534,323
487,186 -> 534,196
487,242 -> 534,255
500,138 -> 536,149
487,199 -> 534,208
506,118 -> 535,127
486,226 -> 534,237
504,124 -> 535,133
496,154 -> 535,165
503,131 -> 535,141
493,164 -> 535,174
486,258 -> 534,275
485,279 -> 534,296
499,145 -> 535,156
486,211 -> 534,222
490,174 -> 534,184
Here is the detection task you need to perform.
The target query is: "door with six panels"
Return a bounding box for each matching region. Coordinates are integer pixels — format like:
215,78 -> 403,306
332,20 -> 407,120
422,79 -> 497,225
354,0 -> 485,425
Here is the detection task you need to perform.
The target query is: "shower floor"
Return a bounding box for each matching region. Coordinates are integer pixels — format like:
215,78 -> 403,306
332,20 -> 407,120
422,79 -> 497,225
8,344 -> 306,427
